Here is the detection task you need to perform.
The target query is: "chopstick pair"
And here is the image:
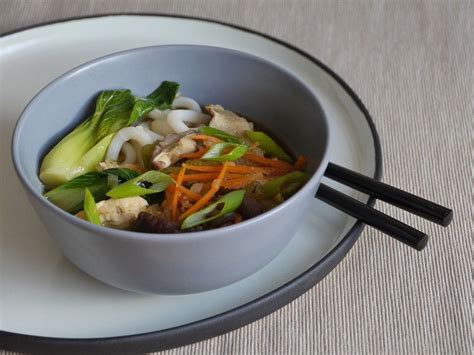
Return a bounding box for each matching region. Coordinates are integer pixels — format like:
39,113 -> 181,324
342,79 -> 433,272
316,163 -> 453,251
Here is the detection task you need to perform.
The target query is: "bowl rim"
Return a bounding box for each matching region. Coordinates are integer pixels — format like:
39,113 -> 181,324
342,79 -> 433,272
11,44 -> 330,242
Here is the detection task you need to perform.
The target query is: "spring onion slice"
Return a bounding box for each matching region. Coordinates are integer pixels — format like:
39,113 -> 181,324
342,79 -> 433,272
84,188 -> 101,225
245,131 -> 292,162
201,143 -> 248,162
181,190 -> 246,229
44,168 -> 139,214
262,171 -> 310,197
198,126 -> 241,144
106,171 -> 173,199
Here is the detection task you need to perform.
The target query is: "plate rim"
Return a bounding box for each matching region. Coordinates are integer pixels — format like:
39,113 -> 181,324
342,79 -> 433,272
0,13 -> 383,353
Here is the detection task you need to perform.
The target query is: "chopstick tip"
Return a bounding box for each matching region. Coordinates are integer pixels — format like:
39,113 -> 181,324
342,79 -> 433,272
415,234 -> 429,251
440,209 -> 453,227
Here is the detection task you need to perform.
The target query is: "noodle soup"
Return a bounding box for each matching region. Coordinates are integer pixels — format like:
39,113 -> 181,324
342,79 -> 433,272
40,81 -> 309,233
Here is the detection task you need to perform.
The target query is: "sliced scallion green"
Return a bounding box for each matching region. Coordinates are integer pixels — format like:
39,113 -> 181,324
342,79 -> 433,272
262,171 -> 309,198
106,171 -> 173,199
83,188 -> 101,225
245,131 -> 292,162
199,126 -> 241,144
201,143 -> 248,162
181,189 -> 246,229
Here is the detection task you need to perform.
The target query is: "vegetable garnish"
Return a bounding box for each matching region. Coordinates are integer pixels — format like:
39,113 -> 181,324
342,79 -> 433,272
107,174 -> 119,188
39,90 -> 135,188
201,143 -> 248,162
262,171 -> 310,198
221,175 -> 261,189
171,172 -> 250,182
245,131 -> 292,162
243,153 -> 294,171
184,164 -> 264,174
171,166 -> 186,219
179,147 -> 209,159
106,171 -> 173,199
179,161 -> 230,220
181,190 -> 246,229
104,168 -> 141,181
294,155 -> 307,171
198,126 -> 241,144
174,172 -> 220,182
129,81 -> 179,123
83,188 -> 101,225
44,168 -> 139,213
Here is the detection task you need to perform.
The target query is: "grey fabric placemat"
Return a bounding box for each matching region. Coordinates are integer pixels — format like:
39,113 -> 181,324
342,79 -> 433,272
0,0 -> 471,354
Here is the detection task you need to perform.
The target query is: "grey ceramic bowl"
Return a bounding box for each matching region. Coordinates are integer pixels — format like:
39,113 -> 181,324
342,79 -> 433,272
12,45 -> 329,294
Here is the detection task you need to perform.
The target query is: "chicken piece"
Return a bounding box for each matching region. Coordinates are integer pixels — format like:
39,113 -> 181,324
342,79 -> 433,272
92,197 -> 149,229
206,104 -> 253,137
150,130 -> 197,164
97,161 -> 146,174
152,134 -> 197,169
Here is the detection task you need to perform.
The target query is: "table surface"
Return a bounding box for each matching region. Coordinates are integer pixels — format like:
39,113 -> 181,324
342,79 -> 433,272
0,0 -> 471,354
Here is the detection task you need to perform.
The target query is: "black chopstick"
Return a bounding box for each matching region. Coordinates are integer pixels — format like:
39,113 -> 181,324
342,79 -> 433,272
324,163 -> 453,226
316,184 -> 429,251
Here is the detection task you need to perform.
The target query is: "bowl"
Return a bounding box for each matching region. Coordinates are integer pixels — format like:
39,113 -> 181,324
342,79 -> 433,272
12,45 -> 329,294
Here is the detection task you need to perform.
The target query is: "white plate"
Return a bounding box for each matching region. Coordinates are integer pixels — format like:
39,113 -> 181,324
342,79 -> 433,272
0,15 -> 379,341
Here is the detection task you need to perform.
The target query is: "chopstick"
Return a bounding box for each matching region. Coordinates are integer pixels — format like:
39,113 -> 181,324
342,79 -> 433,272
316,184 -> 429,251
324,163 -> 453,226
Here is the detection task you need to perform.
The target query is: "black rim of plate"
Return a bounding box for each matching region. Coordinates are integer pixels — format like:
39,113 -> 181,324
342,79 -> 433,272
0,14 -> 383,354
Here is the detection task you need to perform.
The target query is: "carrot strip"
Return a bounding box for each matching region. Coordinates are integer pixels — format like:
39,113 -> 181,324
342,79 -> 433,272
184,164 -> 265,174
180,147 -> 209,159
163,184 -> 174,208
182,164 -> 222,172
243,153 -> 294,170
294,155 -> 307,170
177,185 -> 201,201
190,134 -> 222,143
171,166 -> 186,219
181,172 -> 219,181
172,172 -> 249,182
179,162 -> 229,220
